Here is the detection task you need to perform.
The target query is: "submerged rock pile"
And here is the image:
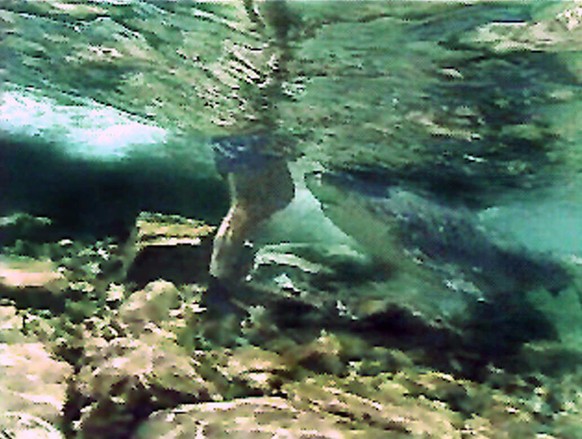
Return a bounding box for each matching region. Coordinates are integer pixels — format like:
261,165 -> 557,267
0,210 -> 581,438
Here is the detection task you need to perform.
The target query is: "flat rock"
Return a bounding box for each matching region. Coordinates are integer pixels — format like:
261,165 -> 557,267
0,257 -> 66,310
124,212 -> 216,287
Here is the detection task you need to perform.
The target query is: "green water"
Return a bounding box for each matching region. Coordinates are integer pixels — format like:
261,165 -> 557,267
1,2 -> 582,436
2,0 -> 582,322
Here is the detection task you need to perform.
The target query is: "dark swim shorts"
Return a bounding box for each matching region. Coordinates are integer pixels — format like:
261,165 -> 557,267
211,133 -> 283,176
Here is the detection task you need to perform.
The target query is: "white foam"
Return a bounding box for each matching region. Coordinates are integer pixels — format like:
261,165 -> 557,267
0,88 -> 167,159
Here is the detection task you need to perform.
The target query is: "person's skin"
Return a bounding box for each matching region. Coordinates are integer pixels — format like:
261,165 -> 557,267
210,159 -> 294,282
208,1 -> 296,286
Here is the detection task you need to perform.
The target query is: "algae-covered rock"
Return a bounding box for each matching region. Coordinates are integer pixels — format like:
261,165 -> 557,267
282,374 -> 464,438
0,212 -> 52,245
293,330 -> 345,375
124,212 -> 216,286
134,363 -> 570,438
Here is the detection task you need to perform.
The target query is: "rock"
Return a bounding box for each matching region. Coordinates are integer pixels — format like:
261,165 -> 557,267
212,346 -> 290,397
134,396 -> 353,439
356,346 -> 414,376
294,330 -> 346,375
283,374 -> 464,438
124,212 -> 216,287
77,333 -> 217,438
116,280 -> 205,343
0,412 -> 64,439
118,280 -> 181,331
0,305 -> 26,343
105,282 -> 125,304
84,336 -> 212,402
0,342 -> 73,431
135,364 -> 557,438
0,257 -> 67,310
292,332 -> 415,377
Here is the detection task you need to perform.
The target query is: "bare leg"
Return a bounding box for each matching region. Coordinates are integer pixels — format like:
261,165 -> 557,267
210,159 -> 294,284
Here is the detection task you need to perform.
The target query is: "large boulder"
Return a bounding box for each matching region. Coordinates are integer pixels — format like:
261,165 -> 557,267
76,332 -> 217,438
283,375 -> 463,438
71,279 -> 215,437
0,342 -> 73,437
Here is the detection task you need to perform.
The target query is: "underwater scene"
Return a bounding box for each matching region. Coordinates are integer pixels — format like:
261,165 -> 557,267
1,1 -> 582,437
